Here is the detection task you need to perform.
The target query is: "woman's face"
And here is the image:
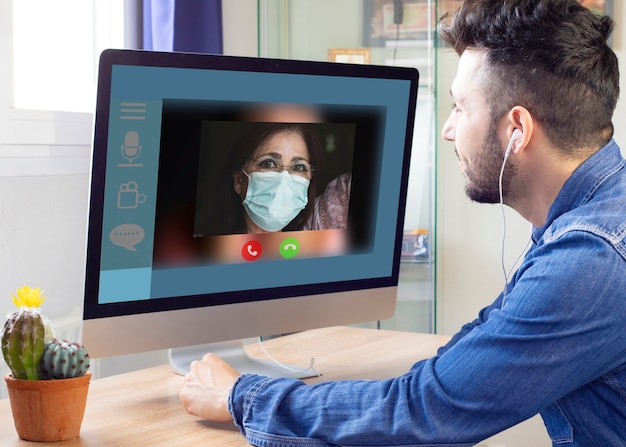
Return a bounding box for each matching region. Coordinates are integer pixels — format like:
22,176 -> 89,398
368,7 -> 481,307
233,129 -> 313,233
233,129 -> 313,197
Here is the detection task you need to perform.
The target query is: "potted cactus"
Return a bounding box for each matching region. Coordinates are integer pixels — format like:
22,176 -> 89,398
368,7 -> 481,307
1,286 -> 91,442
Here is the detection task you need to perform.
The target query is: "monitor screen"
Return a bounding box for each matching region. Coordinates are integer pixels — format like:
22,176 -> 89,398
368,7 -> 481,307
83,49 -> 419,376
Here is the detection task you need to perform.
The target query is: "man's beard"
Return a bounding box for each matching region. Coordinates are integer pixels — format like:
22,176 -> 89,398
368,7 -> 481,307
464,125 -> 517,204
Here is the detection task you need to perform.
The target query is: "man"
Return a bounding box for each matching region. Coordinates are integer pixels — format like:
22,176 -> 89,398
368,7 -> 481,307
180,1 -> 626,445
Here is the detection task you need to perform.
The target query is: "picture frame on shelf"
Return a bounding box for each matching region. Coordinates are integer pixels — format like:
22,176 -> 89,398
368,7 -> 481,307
363,0 -> 436,47
328,48 -> 371,64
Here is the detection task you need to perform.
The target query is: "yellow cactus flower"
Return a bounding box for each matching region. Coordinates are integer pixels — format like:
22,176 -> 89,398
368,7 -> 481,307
11,285 -> 46,308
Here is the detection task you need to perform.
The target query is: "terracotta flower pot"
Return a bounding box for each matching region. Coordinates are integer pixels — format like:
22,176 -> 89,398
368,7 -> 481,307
4,372 -> 91,442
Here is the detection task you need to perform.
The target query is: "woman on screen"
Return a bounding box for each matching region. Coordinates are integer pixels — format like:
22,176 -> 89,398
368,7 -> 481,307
211,122 -> 323,235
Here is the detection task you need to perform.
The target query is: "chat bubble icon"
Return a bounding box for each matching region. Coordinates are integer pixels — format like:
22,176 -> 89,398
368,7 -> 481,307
110,223 -> 145,252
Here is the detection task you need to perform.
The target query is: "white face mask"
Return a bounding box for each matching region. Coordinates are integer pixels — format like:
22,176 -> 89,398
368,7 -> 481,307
242,170 -> 310,232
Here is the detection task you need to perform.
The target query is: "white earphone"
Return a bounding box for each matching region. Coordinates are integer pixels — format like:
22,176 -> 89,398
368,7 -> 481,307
499,127 -> 526,305
504,128 -> 523,160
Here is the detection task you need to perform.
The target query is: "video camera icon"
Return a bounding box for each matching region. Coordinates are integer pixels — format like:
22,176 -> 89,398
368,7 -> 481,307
118,181 -> 146,209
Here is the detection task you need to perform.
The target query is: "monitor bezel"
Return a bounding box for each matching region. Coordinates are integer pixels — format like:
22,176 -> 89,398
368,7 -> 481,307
83,49 -> 419,356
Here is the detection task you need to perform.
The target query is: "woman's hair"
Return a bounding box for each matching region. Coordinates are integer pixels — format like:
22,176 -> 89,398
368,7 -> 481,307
439,0 -> 619,154
212,122 -> 323,234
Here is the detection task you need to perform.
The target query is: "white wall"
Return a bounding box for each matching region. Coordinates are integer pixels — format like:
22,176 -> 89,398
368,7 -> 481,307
222,0 -> 258,57
612,2 -> 626,148
0,5 -> 90,323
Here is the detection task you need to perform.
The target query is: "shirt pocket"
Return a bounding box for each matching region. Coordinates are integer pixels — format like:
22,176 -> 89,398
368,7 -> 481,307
540,402 -> 574,444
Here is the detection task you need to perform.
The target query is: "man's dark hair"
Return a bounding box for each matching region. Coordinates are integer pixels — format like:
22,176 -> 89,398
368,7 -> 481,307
439,0 -> 619,154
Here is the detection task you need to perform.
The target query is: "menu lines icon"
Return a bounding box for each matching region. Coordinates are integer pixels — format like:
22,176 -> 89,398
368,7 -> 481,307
120,102 -> 146,120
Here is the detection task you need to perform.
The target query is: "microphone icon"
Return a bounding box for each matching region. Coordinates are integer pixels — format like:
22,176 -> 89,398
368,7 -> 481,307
120,131 -> 143,167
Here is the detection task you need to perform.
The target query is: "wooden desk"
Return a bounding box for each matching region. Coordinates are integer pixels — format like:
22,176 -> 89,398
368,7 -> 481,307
0,327 -> 450,446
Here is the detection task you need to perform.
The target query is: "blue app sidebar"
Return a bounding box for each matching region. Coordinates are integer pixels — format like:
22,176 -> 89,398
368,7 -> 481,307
99,99 -> 162,303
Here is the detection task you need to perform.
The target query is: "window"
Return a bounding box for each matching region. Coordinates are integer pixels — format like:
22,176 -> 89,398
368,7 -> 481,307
12,1 -> 125,113
0,1 -> 133,175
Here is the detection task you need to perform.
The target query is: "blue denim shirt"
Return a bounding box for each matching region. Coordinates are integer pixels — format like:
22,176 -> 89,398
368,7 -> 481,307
228,140 -> 626,447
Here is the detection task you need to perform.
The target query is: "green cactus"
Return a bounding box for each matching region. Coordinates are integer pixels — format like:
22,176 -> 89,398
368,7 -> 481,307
1,309 -> 46,380
40,339 -> 90,379
1,286 -> 65,380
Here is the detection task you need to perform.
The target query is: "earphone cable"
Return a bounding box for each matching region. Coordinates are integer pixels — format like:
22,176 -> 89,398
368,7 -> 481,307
499,138 -> 532,306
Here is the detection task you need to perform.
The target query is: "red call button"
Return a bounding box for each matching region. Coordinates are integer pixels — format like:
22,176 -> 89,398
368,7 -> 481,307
241,240 -> 262,261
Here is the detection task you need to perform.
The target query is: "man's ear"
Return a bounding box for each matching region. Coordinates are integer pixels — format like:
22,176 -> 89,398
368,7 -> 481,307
507,106 -> 533,155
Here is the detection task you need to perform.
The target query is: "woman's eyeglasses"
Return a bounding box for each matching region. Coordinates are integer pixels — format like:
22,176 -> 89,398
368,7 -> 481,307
247,156 -> 315,179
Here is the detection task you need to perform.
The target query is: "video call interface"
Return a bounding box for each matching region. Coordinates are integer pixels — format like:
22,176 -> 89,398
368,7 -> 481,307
151,100 -> 385,269
91,59 -> 414,311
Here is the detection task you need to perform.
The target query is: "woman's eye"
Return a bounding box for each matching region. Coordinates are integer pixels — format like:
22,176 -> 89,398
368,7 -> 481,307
292,163 -> 307,172
258,158 -> 279,169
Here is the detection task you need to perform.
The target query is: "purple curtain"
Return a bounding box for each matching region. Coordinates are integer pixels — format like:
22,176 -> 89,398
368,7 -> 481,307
143,0 -> 223,54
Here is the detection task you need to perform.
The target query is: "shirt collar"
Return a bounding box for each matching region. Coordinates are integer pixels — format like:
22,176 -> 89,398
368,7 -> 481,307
533,139 -> 625,241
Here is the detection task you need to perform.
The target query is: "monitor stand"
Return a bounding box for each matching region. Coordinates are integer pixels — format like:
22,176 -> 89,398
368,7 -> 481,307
168,339 -> 320,379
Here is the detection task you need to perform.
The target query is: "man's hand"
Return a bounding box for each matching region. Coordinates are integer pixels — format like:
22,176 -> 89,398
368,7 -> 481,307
180,353 -> 241,422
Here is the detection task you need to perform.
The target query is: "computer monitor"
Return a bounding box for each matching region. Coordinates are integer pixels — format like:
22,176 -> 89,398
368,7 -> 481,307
83,49 -> 419,377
